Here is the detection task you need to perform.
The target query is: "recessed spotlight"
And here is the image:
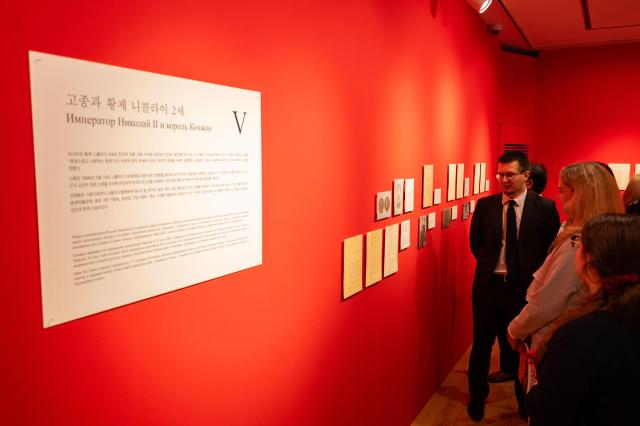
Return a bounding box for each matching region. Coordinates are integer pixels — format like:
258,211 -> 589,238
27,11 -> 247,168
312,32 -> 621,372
465,0 -> 493,14
479,0 -> 492,14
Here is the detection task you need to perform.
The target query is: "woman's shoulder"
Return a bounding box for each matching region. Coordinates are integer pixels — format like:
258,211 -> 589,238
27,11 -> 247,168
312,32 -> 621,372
541,238 -> 577,273
554,237 -> 574,254
553,311 -> 639,344
557,310 -> 605,329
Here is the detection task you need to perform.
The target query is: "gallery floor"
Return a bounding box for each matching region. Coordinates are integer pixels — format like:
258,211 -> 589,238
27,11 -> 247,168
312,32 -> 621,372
412,344 -> 527,425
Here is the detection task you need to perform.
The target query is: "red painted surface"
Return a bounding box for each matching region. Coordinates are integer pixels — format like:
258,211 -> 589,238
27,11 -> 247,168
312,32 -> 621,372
497,51 -> 537,158
532,44 -> 640,204
498,51 -> 537,125
1,1 -> 500,424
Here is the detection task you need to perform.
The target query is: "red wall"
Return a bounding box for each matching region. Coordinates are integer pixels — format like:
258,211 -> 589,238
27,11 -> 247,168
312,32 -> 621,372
497,51 -> 537,157
532,43 -> 640,201
0,1 -> 500,424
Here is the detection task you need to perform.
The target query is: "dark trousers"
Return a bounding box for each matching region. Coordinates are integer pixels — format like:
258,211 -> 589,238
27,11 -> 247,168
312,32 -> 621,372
497,326 -> 516,374
468,274 -> 525,403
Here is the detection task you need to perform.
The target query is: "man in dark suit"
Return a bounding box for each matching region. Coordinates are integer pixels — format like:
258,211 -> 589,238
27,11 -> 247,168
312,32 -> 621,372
489,161 -> 551,384
467,151 -> 560,422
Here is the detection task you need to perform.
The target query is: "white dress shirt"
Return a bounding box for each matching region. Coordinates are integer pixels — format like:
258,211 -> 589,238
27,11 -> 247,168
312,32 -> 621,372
494,189 -> 527,274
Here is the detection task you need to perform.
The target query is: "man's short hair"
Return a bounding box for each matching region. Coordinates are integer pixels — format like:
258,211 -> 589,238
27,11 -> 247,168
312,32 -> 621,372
498,150 -> 530,172
529,162 -> 548,194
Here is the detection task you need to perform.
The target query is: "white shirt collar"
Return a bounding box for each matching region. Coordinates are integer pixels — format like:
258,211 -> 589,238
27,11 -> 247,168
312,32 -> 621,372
502,188 -> 527,207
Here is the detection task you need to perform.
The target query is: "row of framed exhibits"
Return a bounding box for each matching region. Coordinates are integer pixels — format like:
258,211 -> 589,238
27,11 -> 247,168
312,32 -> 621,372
342,162 -> 487,299
608,163 -> 640,190
375,163 -> 487,222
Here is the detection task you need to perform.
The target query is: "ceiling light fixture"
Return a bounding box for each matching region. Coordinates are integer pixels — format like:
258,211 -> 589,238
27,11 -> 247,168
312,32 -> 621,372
466,0 -> 493,14
479,0 -> 492,14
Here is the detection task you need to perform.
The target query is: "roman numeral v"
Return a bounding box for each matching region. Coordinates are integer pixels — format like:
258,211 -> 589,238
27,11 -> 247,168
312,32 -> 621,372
233,111 -> 247,134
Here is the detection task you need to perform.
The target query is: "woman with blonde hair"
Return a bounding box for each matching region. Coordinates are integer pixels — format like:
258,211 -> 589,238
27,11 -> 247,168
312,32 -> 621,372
527,213 -> 640,425
623,174 -> 640,215
507,162 -> 623,362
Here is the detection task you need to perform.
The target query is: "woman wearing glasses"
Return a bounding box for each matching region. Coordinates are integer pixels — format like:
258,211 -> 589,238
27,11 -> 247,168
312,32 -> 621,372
506,162 -> 623,382
526,213 -> 640,425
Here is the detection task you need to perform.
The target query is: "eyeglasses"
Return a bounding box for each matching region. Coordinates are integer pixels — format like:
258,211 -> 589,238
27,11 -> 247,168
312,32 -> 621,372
570,234 -> 581,250
495,172 -> 523,181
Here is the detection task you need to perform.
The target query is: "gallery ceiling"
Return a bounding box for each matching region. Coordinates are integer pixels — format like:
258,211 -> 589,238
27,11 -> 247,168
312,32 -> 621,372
476,0 -> 640,51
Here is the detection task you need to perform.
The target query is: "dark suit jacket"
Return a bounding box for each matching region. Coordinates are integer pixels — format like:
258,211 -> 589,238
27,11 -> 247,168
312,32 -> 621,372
470,191 -> 560,300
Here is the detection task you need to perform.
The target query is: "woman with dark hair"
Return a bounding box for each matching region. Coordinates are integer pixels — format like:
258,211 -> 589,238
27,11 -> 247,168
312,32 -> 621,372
526,162 -> 548,195
623,174 -> 640,215
526,213 -> 640,425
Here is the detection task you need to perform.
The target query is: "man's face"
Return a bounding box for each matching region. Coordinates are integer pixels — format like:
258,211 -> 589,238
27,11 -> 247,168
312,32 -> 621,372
497,161 -> 529,197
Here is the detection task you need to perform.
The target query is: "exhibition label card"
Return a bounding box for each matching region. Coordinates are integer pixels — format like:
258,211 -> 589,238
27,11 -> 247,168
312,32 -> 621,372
456,163 -> 464,199
422,165 -> 434,208
609,163 -> 631,190
383,223 -> 399,277
463,177 -> 470,197
404,179 -> 414,212
343,234 -> 363,299
452,205 -> 458,220
433,188 -> 442,205
393,179 -> 404,216
418,216 -> 427,248
365,229 -> 383,287
485,179 -> 490,192
376,191 -> 392,220
470,199 -> 476,213
442,208 -> 451,228
473,163 -> 480,195
480,163 -> 486,192
29,51 -> 262,327
447,164 -> 457,201
427,212 -> 436,229
400,219 -> 411,250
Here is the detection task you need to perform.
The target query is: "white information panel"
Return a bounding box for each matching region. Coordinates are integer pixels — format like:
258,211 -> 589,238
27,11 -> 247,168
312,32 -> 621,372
608,163 -> 631,190
29,51 -> 262,327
